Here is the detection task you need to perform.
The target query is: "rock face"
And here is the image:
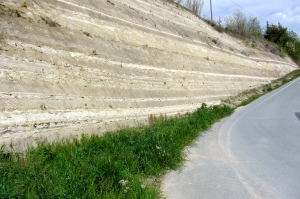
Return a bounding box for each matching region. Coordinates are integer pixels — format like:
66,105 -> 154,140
0,0 -> 297,151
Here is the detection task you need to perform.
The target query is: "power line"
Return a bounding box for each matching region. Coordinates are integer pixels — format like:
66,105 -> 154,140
227,0 -> 269,29
228,0 -> 266,22
292,24 -> 300,30
217,0 -> 300,34
228,0 -> 255,17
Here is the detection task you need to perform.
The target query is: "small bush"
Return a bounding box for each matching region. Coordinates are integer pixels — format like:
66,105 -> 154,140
202,19 -> 225,33
211,39 -> 217,44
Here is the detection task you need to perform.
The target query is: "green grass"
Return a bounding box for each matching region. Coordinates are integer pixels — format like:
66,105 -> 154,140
1,70 -> 299,198
224,69 -> 300,107
0,104 -> 233,198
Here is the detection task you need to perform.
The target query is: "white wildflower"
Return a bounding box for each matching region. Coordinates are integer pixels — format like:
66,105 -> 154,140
156,145 -> 161,150
124,186 -> 130,193
119,179 -> 129,186
141,184 -> 146,189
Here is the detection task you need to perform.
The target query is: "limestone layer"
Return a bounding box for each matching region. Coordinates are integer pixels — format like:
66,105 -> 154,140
0,0 -> 297,151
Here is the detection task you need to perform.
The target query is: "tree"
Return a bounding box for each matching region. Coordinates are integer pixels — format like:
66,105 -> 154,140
224,9 -> 262,36
185,0 -> 205,16
264,23 -> 300,64
264,22 -> 288,46
225,9 -> 247,34
246,17 -> 262,37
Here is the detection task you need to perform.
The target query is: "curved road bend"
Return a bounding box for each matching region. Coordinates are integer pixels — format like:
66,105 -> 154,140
162,77 -> 300,199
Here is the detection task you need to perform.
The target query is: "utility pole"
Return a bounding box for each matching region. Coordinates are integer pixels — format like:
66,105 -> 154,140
210,0 -> 213,22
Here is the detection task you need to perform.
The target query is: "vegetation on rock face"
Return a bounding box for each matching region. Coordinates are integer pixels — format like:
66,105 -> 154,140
264,22 -> 300,64
41,16 -> 60,27
184,0 -> 204,16
172,0 -> 204,16
224,9 -> 262,37
200,8 -> 300,65
171,0 -> 299,65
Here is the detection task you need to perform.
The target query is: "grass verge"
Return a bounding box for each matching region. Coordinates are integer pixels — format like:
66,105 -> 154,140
1,69 -> 299,198
222,69 -> 300,107
0,104 -> 233,198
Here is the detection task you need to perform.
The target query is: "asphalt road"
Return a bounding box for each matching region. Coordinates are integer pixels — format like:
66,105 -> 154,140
162,77 -> 300,199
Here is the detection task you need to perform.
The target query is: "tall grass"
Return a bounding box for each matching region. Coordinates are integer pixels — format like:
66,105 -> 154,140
0,104 -> 233,198
2,70 -> 299,198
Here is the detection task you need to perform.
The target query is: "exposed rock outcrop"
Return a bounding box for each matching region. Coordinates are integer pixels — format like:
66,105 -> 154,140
0,0 -> 297,151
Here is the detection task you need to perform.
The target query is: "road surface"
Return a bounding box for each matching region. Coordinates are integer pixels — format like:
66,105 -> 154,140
162,77 -> 300,199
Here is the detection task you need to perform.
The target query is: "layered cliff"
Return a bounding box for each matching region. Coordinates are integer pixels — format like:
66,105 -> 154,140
0,0 -> 297,151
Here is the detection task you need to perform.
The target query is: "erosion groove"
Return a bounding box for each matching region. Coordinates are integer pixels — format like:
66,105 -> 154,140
0,0 -> 298,151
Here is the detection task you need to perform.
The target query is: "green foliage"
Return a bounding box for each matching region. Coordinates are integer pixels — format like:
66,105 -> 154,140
14,9 -> 21,17
0,105 -> 233,198
224,9 -> 262,37
41,16 -> 60,27
211,39 -> 217,44
264,22 -> 300,64
239,94 -> 261,106
264,22 -> 288,46
204,19 -> 225,33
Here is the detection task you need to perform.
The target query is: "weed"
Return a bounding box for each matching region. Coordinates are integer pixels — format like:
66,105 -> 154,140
83,32 -> 91,37
22,1 -> 27,7
148,114 -> 167,124
41,16 -> 60,27
107,0 -> 115,6
212,39 -> 217,44
92,50 -> 97,55
279,50 -> 286,58
202,18 -> 225,33
239,94 -> 260,106
109,104 -> 113,108
14,9 -> 21,17
229,47 -> 234,52
267,86 -> 273,92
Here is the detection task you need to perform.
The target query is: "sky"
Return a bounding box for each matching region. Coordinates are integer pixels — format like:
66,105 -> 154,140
201,0 -> 300,37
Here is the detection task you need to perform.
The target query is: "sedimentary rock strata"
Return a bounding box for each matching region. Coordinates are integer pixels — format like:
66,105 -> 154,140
0,0 -> 297,151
